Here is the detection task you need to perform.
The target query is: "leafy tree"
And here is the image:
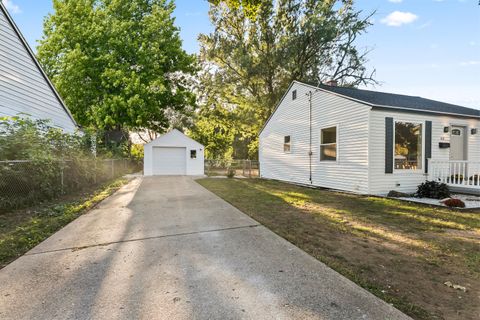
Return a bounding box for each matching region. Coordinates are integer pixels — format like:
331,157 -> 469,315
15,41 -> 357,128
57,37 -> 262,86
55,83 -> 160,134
195,0 -> 376,159
207,0 -> 262,17
37,0 -> 196,134
189,105 -> 236,159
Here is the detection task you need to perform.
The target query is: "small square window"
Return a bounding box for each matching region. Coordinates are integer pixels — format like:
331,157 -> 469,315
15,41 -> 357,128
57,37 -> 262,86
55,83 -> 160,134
292,90 -> 297,100
190,150 -> 197,159
284,135 -> 291,153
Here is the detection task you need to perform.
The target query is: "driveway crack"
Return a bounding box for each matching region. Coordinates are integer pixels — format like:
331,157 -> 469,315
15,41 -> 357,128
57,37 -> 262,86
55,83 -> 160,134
26,224 -> 261,256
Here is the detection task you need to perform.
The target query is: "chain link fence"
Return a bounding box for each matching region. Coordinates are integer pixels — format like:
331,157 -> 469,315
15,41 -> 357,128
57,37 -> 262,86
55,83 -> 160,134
205,159 -> 259,178
0,158 -> 141,212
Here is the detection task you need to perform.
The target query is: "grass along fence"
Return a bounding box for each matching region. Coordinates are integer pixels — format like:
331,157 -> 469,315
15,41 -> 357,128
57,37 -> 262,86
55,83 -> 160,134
205,159 -> 259,178
0,158 -> 140,211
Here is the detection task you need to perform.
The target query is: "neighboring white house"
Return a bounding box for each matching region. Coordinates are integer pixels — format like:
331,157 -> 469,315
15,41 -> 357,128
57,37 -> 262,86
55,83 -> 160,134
259,81 -> 480,195
143,129 -> 204,176
0,3 -> 77,133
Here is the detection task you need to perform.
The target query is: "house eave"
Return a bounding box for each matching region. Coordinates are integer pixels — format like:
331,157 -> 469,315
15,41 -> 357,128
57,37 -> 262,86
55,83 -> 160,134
369,105 -> 480,119
258,82 -> 296,136
0,3 -> 78,128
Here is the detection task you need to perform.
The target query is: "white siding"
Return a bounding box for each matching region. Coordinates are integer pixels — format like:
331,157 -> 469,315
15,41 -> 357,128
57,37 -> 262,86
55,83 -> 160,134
368,109 -> 480,194
0,7 -> 76,132
259,82 -> 371,193
144,129 -> 204,176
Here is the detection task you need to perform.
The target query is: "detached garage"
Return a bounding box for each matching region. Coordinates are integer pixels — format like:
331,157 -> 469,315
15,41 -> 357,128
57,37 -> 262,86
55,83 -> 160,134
143,129 -> 204,176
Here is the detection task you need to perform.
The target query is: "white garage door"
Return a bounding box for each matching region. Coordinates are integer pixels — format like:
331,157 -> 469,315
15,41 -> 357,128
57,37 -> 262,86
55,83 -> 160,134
152,147 -> 186,175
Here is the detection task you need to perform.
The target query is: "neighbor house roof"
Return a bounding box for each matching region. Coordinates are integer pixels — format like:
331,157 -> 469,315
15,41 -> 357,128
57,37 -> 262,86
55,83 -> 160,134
315,82 -> 480,118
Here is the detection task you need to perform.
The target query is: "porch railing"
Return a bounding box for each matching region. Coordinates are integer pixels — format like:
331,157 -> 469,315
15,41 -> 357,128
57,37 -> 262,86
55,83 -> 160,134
429,160 -> 480,188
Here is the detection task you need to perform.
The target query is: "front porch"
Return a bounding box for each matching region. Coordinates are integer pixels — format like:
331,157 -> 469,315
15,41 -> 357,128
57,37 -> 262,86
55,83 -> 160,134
429,160 -> 480,193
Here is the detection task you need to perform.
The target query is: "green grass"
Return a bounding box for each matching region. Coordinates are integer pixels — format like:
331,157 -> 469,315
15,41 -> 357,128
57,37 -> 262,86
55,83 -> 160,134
197,178 -> 480,320
0,178 -> 129,268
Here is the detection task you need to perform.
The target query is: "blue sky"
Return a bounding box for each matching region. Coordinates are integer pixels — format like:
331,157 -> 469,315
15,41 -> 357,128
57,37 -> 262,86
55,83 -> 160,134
3,0 -> 480,108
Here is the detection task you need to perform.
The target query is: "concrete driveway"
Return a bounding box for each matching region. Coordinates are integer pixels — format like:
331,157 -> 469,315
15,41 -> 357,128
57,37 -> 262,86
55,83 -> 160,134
0,176 -> 410,320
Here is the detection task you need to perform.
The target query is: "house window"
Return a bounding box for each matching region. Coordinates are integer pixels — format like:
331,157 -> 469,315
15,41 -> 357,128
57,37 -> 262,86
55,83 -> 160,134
292,90 -> 297,100
190,150 -> 197,159
451,129 -> 461,136
284,136 -> 291,153
395,122 -> 422,170
320,126 -> 337,161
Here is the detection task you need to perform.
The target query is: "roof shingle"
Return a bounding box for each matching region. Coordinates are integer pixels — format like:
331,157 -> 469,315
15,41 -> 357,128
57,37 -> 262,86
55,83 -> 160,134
316,84 -> 480,117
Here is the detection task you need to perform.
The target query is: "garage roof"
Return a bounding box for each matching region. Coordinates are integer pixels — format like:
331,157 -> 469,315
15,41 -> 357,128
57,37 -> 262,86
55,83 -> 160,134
145,129 -> 204,147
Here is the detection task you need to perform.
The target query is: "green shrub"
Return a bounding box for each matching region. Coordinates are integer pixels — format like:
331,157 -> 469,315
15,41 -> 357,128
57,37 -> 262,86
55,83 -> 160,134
130,144 -> 144,162
416,180 -> 450,199
226,168 -> 236,178
0,116 -> 135,211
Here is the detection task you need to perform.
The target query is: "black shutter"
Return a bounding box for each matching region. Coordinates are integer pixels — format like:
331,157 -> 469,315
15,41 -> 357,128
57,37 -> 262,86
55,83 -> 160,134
425,121 -> 432,173
385,117 -> 394,174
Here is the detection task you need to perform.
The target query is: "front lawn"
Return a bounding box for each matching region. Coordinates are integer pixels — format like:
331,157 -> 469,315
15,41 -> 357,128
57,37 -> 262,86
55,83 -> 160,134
197,178 -> 480,320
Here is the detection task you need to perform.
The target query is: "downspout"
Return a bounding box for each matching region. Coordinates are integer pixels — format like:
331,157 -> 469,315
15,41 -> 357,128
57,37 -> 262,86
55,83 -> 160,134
308,91 -> 313,184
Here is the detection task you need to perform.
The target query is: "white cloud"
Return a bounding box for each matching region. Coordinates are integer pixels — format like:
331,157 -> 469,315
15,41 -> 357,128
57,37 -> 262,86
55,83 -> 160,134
2,0 -> 21,14
460,61 -> 480,66
417,20 -> 432,29
388,0 -> 403,3
469,41 -> 477,46
381,11 -> 418,27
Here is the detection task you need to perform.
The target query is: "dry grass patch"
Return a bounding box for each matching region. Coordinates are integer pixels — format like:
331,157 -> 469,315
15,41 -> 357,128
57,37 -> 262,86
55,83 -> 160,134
197,178 -> 480,320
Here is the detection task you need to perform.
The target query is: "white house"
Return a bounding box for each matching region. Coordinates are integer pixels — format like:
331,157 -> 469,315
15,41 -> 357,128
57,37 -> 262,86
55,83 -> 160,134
259,81 -> 480,195
143,129 -> 204,176
0,2 -> 77,133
